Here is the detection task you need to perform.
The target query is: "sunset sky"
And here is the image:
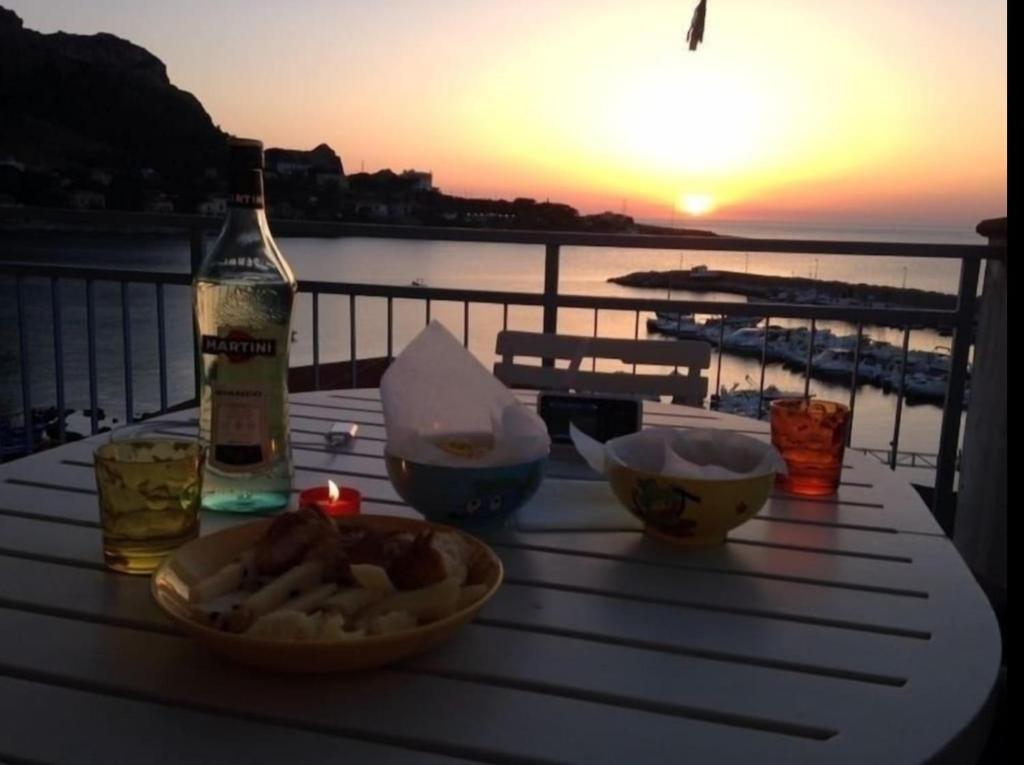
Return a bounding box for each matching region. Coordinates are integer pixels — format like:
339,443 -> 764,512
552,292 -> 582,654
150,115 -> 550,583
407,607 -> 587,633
9,0 -> 1007,224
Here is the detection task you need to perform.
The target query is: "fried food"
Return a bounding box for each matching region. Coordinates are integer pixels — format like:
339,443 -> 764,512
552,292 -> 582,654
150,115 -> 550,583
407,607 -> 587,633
189,516 -> 489,641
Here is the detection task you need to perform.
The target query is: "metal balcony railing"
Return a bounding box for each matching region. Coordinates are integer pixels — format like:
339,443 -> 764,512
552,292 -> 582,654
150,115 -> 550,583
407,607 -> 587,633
0,206 -> 1006,525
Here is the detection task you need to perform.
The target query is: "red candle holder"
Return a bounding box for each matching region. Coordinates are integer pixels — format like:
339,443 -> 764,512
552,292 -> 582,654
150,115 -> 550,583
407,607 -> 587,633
298,481 -> 361,517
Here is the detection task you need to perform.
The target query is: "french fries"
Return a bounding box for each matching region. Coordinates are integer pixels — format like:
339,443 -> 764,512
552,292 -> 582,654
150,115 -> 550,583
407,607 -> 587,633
350,564 -> 396,593
321,587 -> 386,617
362,577 -> 461,623
364,610 -> 418,636
321,613 -> 365,641
187,522 -> 492,642
224,559 -> 325,633
274,582 -> 339,614
189,550 -> 255,604
246,610 -> 320,640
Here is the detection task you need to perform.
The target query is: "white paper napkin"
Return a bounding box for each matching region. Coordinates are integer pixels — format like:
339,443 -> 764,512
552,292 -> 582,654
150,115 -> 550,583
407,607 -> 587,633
571,424 -> 786,480
380,321 -> 550,466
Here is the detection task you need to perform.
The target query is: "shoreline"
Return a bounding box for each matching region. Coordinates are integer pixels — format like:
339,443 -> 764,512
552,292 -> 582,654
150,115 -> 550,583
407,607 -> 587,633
0,216 -> 720,240
609,267 -> 956,311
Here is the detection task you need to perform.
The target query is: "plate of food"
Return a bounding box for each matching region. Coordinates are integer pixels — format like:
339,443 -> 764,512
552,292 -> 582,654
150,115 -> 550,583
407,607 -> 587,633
151,508 -> 503,672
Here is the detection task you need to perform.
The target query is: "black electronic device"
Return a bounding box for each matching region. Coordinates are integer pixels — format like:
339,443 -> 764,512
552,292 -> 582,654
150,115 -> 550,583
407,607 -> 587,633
537,392 -> 643,445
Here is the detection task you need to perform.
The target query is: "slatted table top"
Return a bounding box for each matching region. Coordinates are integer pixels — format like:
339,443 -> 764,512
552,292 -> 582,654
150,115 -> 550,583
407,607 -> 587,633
0,389 -> 1000,765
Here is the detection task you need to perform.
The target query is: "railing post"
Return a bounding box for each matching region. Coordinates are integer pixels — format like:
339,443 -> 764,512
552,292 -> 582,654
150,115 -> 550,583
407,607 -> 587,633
85,280 -> 99,434
542,243 -> 560,367
954,217 -> 1006,596
312,292 -> 320,391
189,227 -> 205,402
804,319 -> 816,399
51,278 -> 66,442
350,295 -> 358,388
15,277 -> 33,453
120,282 -> 134,423
387,296 -> 394,361
846,323 -> 864,446
933,257 -> 980,522
890,328 -> 911,470
156,283 -> 169,412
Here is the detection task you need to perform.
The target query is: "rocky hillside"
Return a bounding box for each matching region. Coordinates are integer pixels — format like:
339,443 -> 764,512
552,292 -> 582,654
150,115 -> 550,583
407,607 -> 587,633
0,5 -> 225,181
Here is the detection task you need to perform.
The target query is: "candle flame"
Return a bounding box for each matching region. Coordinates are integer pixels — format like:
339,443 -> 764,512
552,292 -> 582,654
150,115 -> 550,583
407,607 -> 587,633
328,480 -> 340,501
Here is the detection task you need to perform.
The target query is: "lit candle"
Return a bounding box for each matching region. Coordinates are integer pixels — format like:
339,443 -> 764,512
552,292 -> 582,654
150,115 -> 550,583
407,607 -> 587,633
299,480 -> 361,517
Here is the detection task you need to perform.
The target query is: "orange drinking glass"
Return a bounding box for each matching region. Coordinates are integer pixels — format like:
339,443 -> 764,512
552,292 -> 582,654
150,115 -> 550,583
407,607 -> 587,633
770,399 -> 850,496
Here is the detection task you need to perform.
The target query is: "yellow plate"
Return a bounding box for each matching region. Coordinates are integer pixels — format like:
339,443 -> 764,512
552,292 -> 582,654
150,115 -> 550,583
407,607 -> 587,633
151,514 -> 503,673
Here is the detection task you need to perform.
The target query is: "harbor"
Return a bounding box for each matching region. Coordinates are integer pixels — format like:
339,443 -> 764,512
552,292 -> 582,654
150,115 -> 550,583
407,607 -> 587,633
610,266 -> 957,316
646,311 -> 962,410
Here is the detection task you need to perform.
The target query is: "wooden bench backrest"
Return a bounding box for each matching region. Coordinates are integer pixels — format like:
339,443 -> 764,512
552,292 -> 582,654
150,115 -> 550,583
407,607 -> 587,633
493,331 -> 711,405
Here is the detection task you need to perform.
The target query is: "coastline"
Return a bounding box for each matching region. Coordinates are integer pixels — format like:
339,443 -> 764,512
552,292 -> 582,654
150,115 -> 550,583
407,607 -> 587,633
0,210 -> 720,240
609,268 -> 957,311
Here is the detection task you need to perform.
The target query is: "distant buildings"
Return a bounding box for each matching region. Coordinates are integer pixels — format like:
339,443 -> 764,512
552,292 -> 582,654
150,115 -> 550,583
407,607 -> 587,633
89,169 -> 113,187
0,144 -> 642,235
316,171 -> 345,188
400,170 -> 434,192
1,156 -> 26,172
266,143 -> 344,179
144,194 -> 174,213
356,201 -> 391,219
71,189 -> 105,210
198,196 -> 227,216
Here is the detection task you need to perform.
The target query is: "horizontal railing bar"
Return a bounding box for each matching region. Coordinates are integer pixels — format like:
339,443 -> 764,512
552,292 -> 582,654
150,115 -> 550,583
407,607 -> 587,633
296,280 -> 546,305
299,284 -> 957,326
1,205 -> 1002,261
0,262 -> 962,326
0,206 -> 223,231
552,295 -> 958,326
0,262 -> 192,286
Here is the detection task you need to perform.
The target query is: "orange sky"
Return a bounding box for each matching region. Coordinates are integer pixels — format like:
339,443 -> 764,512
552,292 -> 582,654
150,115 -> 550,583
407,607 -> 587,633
10,0 -> 1007,224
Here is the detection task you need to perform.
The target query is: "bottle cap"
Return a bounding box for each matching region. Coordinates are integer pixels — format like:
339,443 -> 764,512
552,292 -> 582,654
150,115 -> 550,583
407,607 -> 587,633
228,137 -> 264,171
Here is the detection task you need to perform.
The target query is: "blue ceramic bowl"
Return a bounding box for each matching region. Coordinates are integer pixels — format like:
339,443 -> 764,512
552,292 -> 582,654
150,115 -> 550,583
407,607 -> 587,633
384,451 -> 547,526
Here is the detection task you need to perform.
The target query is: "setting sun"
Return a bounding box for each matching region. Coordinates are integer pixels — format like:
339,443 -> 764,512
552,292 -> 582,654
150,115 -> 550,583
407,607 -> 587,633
679,194 -> 715,216
3,0 -> 1006,224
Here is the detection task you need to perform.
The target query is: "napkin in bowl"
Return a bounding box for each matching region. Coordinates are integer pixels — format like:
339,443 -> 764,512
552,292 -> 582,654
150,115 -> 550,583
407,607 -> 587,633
570,425 -> 787,545
571,424 -> 786,479
381,321 -> 550,467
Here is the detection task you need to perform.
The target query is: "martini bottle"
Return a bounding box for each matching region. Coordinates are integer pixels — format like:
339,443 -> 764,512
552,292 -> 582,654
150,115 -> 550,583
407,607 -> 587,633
193,138 -> 297,513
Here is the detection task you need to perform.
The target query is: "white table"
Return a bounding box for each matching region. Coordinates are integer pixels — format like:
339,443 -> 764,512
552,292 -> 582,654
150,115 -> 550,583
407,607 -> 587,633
0,389 -> 1001,764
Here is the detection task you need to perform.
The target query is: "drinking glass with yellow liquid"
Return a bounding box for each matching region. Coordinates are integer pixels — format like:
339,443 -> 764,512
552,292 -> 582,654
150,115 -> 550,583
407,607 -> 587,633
94,423 -> 204,574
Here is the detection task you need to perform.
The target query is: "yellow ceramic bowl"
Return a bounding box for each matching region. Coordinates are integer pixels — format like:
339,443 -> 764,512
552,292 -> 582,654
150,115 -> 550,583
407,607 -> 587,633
605,432 -> 776,547
151,514 -> 503,672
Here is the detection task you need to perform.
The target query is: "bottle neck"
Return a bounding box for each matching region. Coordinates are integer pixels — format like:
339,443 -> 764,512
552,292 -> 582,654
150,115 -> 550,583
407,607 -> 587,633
222,205 -> 270,232
228,167 -> 265,210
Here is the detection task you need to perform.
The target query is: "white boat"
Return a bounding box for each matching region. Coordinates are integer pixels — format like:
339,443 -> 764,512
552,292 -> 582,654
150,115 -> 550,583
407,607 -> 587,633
855,356 -> 892,385
702,315 -> 761,334
825,334 -> 862,351
779,328 -> 834,367
811,348 -> 856,380
918,349 -> 952,375
861,340 -> 900,363
655,310 -> 682,320
647,314 -> 703,338
903,373 -> 948,400
714,385 -> 806,420
885,361 -> 948,398
722,327 -> 767,355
